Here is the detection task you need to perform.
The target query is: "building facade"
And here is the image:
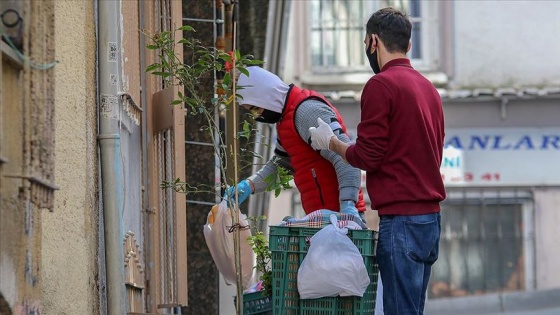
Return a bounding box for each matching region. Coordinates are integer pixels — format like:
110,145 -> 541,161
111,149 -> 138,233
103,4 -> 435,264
1,1 -> 190,314
3,0 -> 559,314
1,0 -> 275,313
274,0 -> 560,313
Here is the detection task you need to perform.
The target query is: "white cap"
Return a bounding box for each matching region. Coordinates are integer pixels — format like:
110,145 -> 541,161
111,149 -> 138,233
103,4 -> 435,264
236,66 -> 289,114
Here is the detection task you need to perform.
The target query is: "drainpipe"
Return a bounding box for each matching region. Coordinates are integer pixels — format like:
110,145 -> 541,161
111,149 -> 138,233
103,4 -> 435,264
96,0 -> 126,314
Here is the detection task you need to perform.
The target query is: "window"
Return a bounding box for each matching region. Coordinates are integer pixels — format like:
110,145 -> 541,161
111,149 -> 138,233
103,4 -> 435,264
145,1 -> 188,311
430,189 -> 534,298
309,0 -> 375,69
308,0 -> 439,73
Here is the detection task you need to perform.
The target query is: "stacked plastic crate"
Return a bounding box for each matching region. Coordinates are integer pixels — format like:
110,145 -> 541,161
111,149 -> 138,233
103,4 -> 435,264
269,226 -> 378,314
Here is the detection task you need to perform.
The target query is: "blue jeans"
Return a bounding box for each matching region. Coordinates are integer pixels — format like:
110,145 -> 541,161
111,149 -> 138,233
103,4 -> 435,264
377,213 -> 441,315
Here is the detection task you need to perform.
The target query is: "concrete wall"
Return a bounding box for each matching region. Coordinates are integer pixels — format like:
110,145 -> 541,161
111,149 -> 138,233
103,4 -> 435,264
534,188 -> 560,290
41,1 -> 98,314
453,0 -> 560,88
284,1 -> 560,91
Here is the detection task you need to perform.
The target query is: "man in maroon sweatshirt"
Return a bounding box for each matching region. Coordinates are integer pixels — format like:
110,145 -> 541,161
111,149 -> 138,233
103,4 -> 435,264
309,7 -> 446,315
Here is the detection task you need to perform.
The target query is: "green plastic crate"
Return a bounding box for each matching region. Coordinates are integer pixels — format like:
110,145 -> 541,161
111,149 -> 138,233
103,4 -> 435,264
269,225 -> 378,315
234,291 -> 273,315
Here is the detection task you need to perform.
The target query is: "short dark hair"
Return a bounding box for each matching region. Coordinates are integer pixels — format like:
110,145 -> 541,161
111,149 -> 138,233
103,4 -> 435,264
366,7 -> 411,54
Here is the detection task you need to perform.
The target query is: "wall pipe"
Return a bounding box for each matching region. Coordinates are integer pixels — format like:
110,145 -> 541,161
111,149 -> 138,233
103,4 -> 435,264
96,0 -> 126,314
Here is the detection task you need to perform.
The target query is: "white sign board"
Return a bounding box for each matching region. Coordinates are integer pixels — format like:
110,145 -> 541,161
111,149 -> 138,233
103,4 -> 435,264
441,128 -> 560,186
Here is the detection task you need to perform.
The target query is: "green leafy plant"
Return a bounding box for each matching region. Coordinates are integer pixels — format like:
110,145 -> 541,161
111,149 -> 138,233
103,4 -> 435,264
247,215 -> 272,296
264,160 -> 293,197
145,25 -> 292,309
145,25 -> 258,195
145,25 -> 292,198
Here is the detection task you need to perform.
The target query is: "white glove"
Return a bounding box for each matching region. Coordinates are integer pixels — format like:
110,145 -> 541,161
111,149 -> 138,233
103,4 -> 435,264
309,117 -> 335,151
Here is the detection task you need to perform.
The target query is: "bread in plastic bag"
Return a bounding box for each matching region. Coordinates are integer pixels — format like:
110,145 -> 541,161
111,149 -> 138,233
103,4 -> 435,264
297,214 -> 370,299
203,200 -> 256,289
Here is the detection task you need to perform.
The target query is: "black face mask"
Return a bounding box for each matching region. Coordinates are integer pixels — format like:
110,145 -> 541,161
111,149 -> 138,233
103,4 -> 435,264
255,109 -> 282,124
365,37 -> 381,74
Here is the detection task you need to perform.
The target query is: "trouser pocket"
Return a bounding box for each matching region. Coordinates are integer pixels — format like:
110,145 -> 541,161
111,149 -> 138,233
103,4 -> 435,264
404,216 -> 440,264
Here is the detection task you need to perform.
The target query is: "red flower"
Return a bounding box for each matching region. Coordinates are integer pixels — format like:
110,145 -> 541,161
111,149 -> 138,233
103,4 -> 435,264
225,51 -> 235,72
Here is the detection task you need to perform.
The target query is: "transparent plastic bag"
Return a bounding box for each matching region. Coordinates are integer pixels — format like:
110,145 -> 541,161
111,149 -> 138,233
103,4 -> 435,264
297,214 -> 370,299
203,200 -> 256,289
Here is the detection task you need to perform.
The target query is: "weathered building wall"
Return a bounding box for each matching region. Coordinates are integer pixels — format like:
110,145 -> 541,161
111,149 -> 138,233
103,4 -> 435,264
453,0 -> 560,88
534,188 -> 560,290
1,0 -> 59,314
41,1 -> 98,314
0,46 -> 26,314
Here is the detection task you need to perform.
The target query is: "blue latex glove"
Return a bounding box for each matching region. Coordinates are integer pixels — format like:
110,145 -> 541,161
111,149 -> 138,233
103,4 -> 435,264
340,200 -> 359,217
224,180 -> 252,206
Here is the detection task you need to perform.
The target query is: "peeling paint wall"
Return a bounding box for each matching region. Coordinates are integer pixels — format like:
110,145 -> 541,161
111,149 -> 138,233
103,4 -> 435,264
1,0 -> 57,314
40,1 -> 98,315
0,52 -> 26,313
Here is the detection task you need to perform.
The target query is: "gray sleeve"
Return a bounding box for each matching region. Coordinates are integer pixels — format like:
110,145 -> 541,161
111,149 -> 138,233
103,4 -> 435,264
248,140 -> 293,194
295,100 -> 361,203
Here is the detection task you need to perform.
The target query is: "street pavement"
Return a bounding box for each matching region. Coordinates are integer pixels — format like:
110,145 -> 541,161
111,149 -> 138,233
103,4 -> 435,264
424,288 -> 560,315
428,307 -> 560,315
479,308 -> 560,315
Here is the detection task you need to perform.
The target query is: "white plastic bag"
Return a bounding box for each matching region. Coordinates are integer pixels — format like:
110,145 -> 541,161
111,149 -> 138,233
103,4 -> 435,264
297,214 -> 370,299
203,200 -> 256,289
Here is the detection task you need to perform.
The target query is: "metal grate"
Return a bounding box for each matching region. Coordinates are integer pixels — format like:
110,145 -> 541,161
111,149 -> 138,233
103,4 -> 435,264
309,0 -> 425,69
430,187 -> 534,298
310,0 -> 372,68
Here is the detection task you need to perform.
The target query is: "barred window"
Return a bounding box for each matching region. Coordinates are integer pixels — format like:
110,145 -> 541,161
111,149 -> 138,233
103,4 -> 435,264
430,189 -> 535,298
309,0 -> 374,68
309,0 -> 436,72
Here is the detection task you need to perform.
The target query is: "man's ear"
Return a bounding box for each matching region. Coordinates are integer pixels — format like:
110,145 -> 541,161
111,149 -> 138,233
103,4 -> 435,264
374,35 -> 383,52
366,34 -> 374,53
368,35 -> 379,54
406,41 -> 411,53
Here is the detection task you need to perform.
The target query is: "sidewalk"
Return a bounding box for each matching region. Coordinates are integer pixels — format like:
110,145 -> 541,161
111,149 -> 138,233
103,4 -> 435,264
452,307 -> 560,315
377,306 -> 560,315
424,288 -> 560,315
